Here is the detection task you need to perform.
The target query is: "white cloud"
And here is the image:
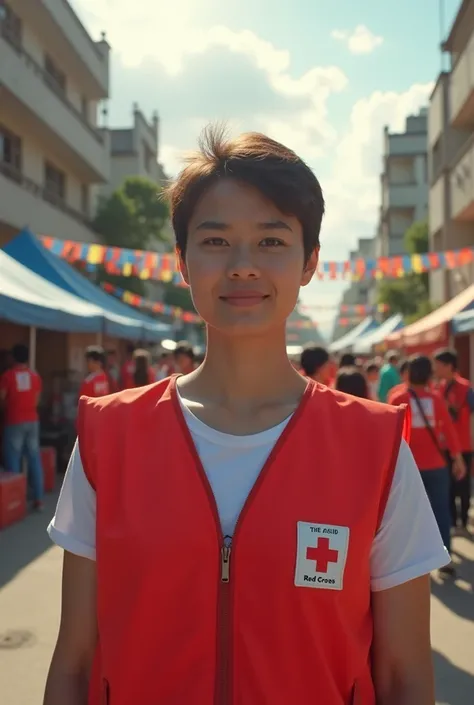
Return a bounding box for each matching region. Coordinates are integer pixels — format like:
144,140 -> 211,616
331,25 -> 383,55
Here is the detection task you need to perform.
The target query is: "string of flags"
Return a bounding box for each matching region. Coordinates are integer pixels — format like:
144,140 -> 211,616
301,303 -> 389,314
40,235 -> 474,282
101,282 -> 201,323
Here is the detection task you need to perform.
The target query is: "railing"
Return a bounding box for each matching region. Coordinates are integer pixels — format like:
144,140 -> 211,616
1,26 -> 104,144
0,160 -> 94,229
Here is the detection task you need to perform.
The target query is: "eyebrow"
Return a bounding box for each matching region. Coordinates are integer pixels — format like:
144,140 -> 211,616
194,219 -> 293,232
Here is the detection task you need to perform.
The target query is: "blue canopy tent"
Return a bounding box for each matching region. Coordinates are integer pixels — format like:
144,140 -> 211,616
329,317 -> 380,354
352,314 -> 405,355
452,306 -> 474,335
3,230 -> 171,341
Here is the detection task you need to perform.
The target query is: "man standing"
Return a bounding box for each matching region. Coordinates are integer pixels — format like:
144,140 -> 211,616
300,345 -> 332,385
79,347 -> 110,399
433,348 -> 474,536
0,344 -> 44,510
378,351 -> 401,403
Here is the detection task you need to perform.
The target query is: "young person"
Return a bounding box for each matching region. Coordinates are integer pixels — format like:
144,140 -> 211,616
433,348 -> 474,535
79,347 -> 110,399
364,361 -> 380,401
45,128 -> 448,705
387,359 -> 409,404
0,344 -> 44,510
336,366 -> 370,399
378,350 -> 401,403
390,355 -> 465,577
299,344 -> 331,385
131,349 -> 155,387
173,341 -> 196,374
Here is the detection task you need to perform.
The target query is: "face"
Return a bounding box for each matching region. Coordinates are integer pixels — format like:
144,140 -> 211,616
174,353 -> 194,373
433,360 -> 450,380
179,180 -> 318,337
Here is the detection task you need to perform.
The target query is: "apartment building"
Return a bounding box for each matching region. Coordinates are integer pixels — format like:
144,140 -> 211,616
376,109 -> 428,258
428,0 -> 474,304
0,0 -> 110,246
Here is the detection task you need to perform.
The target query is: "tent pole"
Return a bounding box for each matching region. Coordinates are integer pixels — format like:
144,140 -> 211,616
29,327 -> 37,369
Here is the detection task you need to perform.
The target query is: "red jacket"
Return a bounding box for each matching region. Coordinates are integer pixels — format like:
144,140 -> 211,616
78,377 -> 407,705
390,386 -> 461,470
438,376 -> 472,452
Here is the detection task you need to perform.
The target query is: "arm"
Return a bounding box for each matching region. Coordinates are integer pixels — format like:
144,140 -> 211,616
43,552 -> 97,705
372,576 -> 435,705
436,398 -> 465,478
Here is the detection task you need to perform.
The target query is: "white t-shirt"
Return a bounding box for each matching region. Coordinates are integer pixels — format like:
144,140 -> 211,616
48,391 -> 449,591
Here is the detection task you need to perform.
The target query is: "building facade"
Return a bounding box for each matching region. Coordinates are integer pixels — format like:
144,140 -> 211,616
376,109 -> 428,258
0,0 -> 110,246
428,0 -> 474,304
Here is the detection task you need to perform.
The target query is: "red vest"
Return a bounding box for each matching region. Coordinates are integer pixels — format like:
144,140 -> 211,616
78,376 -> 407,705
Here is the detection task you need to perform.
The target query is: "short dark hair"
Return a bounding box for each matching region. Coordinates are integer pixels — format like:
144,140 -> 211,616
399,359 -> 409,375
386,351 -> 399,364
339,353 -> 356,368
12,344 -> 29,364
408,355 -> 432,386
300,345 -> 329,376
167,125 -> 325,262
85,346 -> 105,365
174,342 -> 195,361
335,367 -> 369,399
364,362 -> 379,375
434,348 -> 457,370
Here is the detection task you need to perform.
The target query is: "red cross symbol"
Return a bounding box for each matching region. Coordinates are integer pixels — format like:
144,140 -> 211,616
306,537 -> 339,573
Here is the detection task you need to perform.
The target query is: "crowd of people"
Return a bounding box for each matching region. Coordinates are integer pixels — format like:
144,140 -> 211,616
299,343 -> 474,576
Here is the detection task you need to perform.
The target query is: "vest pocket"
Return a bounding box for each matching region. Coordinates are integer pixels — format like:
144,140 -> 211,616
102,678 -> 110,704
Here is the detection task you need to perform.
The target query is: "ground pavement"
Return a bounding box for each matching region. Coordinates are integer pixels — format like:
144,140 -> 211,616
0,492 -> 473,705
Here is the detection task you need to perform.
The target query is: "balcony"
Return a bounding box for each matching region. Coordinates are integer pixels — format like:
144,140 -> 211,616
18,0 -> 109,98
0,161 -> 99,243
428,74 -> 448,148
450,30 -> 474,128
0,31 -> 109,182
383,182 -> 419,210
450,134 -> 474,222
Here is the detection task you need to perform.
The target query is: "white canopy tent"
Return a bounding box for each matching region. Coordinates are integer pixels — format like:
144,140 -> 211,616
329,317 -> 380,354
351,314 -> 405,355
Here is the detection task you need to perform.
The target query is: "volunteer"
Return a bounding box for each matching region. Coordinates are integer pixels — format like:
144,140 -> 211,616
433,348 -> 474,536
78,347 -> 110,399
336,366 -> 369,399
390,355 -> 465,577
299,344 -> 332,385
45,128 -> 448,705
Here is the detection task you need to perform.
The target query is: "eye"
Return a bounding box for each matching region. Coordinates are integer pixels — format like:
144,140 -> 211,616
260,237 -> 286,247
202,237 -> 229,246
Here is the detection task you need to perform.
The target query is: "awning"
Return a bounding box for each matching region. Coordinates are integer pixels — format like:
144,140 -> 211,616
386,284 -> 474,349
452,307 -> 474,335
0,249 -> 105,332
3,230 -> 171,341
352,314 -> 405,355
329,317 -> 380,353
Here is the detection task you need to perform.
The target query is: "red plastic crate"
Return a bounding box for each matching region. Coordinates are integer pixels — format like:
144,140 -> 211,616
0,472 -> 26,529
40,446 -> 57,492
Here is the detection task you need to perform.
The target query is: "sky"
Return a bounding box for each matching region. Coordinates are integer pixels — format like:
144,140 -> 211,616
72,0 -> 461,338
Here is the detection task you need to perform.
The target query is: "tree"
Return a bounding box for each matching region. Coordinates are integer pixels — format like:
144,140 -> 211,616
377,220 -> 435,322
93,177 -> 171,296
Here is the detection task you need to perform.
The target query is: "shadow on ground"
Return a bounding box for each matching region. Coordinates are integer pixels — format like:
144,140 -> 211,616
0,491 -> 59,589
430,539 -> 474,622
433,649 -> 474,705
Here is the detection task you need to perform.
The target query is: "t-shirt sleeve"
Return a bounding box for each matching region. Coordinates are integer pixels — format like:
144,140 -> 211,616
370,439 -> 449,591
47,439 -> 97,560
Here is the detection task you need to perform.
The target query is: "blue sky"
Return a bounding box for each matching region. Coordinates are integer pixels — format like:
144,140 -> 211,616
72,0 -> 462,337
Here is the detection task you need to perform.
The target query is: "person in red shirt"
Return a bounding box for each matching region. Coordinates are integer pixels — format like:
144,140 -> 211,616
335,366 -> 369,399
79,347 -> 110,399
0,344 -> 44,510
433,348 -> 474,536
120,343 -> 136,390
390,355 -> 465,576
299,345 -> 332,385
387,359 -> 409,404
130,349 -> 156,387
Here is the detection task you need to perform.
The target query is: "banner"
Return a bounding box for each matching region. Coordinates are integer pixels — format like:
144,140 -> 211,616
40,235 -> 474,283
101,282 -> 201,323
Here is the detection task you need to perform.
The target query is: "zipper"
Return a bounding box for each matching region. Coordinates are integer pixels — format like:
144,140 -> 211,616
170,375 -> 315,705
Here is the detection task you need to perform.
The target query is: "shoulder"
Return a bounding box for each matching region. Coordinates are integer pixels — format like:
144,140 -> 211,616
312,383 -> 407,423
79,376 -> 173,415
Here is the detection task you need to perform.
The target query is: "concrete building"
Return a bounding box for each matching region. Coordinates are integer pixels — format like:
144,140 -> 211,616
376,109 -> 428,258
332,237 -> 376,342
428,0 -> 474,305
0,0 -> 110,246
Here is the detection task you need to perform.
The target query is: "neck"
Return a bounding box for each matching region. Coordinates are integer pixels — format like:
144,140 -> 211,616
184,326 -> 305,404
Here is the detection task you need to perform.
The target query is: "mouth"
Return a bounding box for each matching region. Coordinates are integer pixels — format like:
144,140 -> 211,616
219,292 -> 270,307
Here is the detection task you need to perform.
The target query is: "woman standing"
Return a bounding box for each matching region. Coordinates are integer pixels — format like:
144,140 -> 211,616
132,348 -> 155,388
45,128 -> 447,705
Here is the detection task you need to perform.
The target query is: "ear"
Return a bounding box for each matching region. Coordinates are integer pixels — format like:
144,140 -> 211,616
176,248 -> 190,287
301,247 -> 319,287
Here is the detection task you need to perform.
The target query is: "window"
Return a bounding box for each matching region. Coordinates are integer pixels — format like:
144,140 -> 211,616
0,123 -> 22,179
1,3 -> 22,50
44,54 -> 66,96
44,162 -> 66,203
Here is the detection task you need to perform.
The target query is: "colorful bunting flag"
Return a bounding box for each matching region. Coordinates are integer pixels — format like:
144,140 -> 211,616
101,282 -> 201,323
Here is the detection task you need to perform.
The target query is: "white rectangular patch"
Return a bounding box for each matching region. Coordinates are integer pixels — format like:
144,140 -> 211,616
295,521 -> 350,591
409,397 -> 435,429
15,371 -> 31,392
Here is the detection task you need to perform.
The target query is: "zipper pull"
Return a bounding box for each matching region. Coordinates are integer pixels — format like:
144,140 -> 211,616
221,545 -> 231,583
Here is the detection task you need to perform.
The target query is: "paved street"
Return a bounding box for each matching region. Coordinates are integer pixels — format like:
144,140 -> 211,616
0,491 -> 473,705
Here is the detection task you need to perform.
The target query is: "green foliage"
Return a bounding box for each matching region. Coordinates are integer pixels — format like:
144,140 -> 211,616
377,220 -> 431,320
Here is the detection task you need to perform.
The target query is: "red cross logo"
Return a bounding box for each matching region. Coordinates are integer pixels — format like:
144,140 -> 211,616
306,537 -> 339,573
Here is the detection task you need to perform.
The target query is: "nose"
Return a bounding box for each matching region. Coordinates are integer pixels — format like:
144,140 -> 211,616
226,244 -> 260,279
